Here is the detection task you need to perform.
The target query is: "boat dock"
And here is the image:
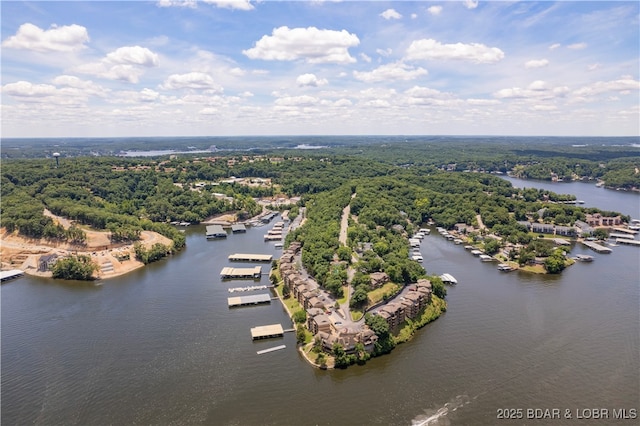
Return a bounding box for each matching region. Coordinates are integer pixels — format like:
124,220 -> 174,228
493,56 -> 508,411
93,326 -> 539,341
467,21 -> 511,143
264,234 -> 282,241
616,239 -> 640,246
220,266 -> 262,279
228,293 -> 272,307
609,233 -> 636,240
228,253 -> 273,262
440,273 -> 457,284
612,227 -> 638,235
228,285 -> 271,293
581,240 -> 613,253
206,225 -> 227,239
231,224 -> 247,233
257,344 -> 286,355
0,269 -> 24,283
250,323 -> 284,340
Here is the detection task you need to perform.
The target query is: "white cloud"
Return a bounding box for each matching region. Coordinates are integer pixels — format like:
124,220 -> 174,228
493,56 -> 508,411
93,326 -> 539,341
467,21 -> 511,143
353,62 -> 428,83
2,23 -> 89,53
2,81 -> 58,98
549,43 -> 561,50
532,105 -> 557,111
274,95 -> 319,107
411,13 -> 418,19
405,38 -> 504,64
573,78 -> 640,97
525,59 -> 549,69
160,72 -> 223,91
52,75 -> 109,96
74,46 -> 159,83
493,81 -> 569,100
463,1 -> 479,10
157,0 -> 197,8
376,48 -> 392,57
587,63 -> 601,71
567,42 -> 587,50
199,107 -> 219,115
466,98 -> 500,106
380,9 -> 402,20
360,53 -> 372,63
202,0 -> 254,10
106,46 -> 159,67
296,73 -> 328,87
243,26 -> 359,64
427,6 -> 442,16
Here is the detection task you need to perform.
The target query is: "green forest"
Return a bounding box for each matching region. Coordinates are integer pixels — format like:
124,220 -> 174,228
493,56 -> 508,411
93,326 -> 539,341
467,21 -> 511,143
1,138 -> 636,281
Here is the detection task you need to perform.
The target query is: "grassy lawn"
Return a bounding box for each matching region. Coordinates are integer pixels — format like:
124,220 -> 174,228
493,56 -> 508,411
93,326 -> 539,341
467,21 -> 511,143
350,310 -> 363,321
367,282 -> 400,305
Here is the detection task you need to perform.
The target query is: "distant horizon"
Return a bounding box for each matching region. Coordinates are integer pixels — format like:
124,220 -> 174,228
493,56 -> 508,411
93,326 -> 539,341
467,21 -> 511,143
2,134 -> 640,141
2,1 -> 638,138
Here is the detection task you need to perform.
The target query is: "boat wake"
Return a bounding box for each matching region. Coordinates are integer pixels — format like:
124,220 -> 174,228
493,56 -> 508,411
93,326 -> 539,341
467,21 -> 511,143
411,394 -> 472,426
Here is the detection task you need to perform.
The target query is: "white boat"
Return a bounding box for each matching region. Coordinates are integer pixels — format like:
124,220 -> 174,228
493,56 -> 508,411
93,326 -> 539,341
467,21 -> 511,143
419,228 -> 431,235
411,254 -> 423,262
454,239 -> 463,245
575,254 -> 594,262
471,250 -> 483,256
497,263 -> 514,271
440,273 -> 457,284
479,254 -> 494,262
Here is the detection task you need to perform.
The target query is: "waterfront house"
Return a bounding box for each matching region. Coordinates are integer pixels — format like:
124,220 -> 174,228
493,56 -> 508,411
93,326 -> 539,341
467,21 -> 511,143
38,254 -> 58,272
309,314 -> 332,335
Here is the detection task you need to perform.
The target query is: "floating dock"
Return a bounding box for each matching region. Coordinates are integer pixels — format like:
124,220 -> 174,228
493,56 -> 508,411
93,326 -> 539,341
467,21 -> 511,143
206,225 -> 227,238
440,273 -> 458,284
0,269 -> 24,283
228,285 -> 270,293
264,234 -> 282,241
228,293 -> 271,307
581,240 -> 613,253
228,253 -> 273,262
257,345 -> 286,355
231,224 -> 247,233
609,233 -> 635,240
616,239 -> 640,246
250,324 -> 284,340
220,266 -> 262,279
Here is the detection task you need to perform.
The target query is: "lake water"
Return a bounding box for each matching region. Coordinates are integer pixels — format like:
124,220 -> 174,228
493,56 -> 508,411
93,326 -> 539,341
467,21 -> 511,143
2,180 -> 638,425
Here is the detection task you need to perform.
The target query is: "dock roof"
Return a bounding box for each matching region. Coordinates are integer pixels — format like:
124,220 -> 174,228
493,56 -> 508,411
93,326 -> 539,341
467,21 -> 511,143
228,253 -> 273,262
228,293 -> 271,307
220,266 -> 262,278
250,323 -> 284,340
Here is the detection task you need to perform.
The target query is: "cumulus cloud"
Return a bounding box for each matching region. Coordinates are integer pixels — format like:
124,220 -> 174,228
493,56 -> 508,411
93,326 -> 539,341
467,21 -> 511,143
427,6 -> 442,16
573,78 -> 640,97
1,80 -> 96,106
466,98 -> 500,106
274,95 -> 319,107
243,26 -> 359,64
52,75 -> 109,96
493,80 -> 569,100
2,23 -> 89,52
549,43 -> 561,50
157,0 -> 197,8
353,62 -> 428,83
202,0 -> 254,10
360,53 -> 372,63
296,73 -> 328,87
160,72 -> 223,91
405,38 -> 504,64
74,46 -> 159,83
525,59 -> 549,69
464,0 -> 479,9
106,46 -> 159,67
376,48 -> 392,57
380,9 -> 402,20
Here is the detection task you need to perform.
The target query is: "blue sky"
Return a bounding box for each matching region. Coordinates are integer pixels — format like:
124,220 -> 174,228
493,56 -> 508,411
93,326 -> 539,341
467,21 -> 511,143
1,1 -> 638,138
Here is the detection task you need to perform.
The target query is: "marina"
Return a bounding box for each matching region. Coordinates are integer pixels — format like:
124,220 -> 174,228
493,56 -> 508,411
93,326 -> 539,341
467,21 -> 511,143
250,324 -> 284,340
228,253 -> 273,262
220,266 -> 262,279
227,293 -> 272,308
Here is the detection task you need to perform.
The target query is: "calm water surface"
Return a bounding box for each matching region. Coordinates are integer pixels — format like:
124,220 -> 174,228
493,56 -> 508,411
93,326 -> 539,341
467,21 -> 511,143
2,180 -> 639,425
